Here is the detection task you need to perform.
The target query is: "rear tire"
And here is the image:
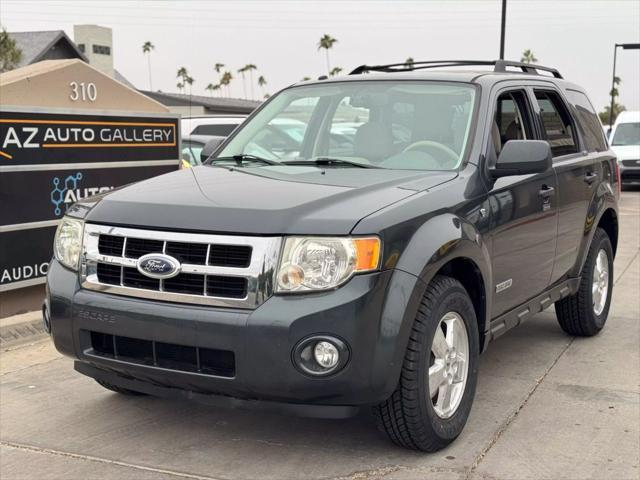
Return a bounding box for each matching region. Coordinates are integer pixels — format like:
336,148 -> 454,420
95,379 -> 147,396
555,227 -> 613,336
373,275 -> 479,451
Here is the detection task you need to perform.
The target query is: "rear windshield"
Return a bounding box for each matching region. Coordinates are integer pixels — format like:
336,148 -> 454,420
612,122 -> 640,146
216,81 -> 477,170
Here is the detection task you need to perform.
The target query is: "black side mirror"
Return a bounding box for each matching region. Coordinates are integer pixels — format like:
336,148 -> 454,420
491,140 -> 552,178
200,136 -> 226,163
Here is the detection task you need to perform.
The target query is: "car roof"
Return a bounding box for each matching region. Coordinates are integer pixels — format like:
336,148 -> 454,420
614,111 -> 640,124
297,69 -> 572,86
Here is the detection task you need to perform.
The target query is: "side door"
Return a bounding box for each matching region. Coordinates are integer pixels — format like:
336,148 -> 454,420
531,88 -> 605,282
486,87 -> 558,317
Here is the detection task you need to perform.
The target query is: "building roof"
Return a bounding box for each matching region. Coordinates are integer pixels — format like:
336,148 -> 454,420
140,90 -> 261,114
9,30 -> 88,68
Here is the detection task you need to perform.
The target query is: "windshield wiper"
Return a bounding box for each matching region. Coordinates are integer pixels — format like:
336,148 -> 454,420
281,157 -> 381,169
209,154 -> 280,166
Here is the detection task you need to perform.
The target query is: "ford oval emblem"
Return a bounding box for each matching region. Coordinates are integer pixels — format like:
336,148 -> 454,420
137,254 -> 181,279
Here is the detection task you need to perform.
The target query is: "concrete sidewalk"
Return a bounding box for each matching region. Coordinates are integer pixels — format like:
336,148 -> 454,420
0,191 -> 638,480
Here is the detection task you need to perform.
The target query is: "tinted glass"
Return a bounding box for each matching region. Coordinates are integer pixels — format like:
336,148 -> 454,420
534,90 -> 579,157
182,141 -> 204,166
565,89 -> 607,152
192,124 -> 238,136
612,122 -> 640,146
493,91 -> 533,154
218,82 -> 477,170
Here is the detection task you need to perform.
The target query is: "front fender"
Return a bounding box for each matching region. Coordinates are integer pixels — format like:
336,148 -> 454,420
372,213 -> 492,396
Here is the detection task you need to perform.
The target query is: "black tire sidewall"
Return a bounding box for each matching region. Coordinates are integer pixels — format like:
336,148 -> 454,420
587,230 -> 614,329
417,282 -> 479,441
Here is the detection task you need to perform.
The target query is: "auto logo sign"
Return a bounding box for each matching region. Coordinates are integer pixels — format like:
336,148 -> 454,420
137,254 -> 181,279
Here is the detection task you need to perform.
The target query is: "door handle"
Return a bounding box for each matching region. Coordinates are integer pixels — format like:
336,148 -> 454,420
584,172 -> 598,184
538,185 -> 555,198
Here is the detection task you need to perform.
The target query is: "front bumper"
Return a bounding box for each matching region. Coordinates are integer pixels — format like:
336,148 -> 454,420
620,163 -> 640,185
47,259 -> 421,417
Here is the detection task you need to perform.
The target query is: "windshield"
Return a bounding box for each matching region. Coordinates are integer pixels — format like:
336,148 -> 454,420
612,122 -> 640,146
216,81 -> 477,170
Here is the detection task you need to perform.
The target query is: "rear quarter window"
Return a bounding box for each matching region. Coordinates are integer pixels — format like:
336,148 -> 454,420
565,89 -> 608,152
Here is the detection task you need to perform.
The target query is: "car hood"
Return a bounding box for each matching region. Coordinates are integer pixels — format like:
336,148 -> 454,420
611,144 -> 640,161
83,165 -> 456,235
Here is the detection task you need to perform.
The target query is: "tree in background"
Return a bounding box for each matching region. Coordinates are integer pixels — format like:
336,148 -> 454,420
176,82 -> 184,93
258,75 -> 267,97
318,34 -> 338,74
405,57 -> 414,68
521,49 -> 538,64
205,83 -> 216,97
214,63 -> 225,85
221,71 -> 233,97
238,65 -> 248,99
0,28 -> 22,73
599,76 -> 625,125
245,64 -> 257,99
142,41 -> 154,90
184,75 -> 194,96
329,66 -> 343,76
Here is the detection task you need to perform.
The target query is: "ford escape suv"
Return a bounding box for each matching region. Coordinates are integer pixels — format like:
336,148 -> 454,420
46,60 -> 619,451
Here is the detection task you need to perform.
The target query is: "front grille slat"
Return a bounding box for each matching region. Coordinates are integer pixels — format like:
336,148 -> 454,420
83,225 -> 280,308
125,238 -> 164,259
89,331 -> 235,377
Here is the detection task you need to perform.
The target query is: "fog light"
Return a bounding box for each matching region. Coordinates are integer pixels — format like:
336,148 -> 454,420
314,341 -> 339,369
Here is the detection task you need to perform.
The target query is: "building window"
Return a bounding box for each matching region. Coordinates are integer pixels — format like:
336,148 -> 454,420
78,43 -> 85,53
92,44 -> 111,55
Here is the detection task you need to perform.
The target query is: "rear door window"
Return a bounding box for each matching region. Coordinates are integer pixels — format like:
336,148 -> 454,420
564,89 -> 607,152
534,90 -> 579,157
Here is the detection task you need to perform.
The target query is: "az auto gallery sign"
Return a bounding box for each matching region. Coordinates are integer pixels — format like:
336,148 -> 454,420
0,109 -> 180,291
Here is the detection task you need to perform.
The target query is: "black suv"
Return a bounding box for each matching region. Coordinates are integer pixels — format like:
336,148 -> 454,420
46,60 -> 620,451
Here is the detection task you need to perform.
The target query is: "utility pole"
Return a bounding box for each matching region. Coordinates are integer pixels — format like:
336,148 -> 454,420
499,0 -> 507,60
609,43 -> 640,129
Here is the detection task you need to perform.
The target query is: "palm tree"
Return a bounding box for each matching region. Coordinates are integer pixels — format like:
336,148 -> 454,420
142,41 -> 154,90
405,57 -> 414,68
245,64 -> 257,99
205,83 -> 216,97
184,75 -> 194,95
329,66 -> 342,77
258,75 -> 267,97
214,63 -> 225,84
221,71 -> 233,97
521,49 -> 538,64
317,34 -> 338,74
177,66 -> 188,80
176,82 -> 184,93
212,83 -> 221,97
237,66 -> 248,99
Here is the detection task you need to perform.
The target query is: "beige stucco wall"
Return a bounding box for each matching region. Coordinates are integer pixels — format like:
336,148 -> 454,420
73,24 -> 114,77
0,59 -> 167,113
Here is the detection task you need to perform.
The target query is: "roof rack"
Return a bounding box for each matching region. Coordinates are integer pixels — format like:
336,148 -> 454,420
349,60 -> 563,79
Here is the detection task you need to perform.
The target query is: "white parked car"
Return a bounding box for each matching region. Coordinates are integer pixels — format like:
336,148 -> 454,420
609,111 -> 640,187
181,115 -> 246,137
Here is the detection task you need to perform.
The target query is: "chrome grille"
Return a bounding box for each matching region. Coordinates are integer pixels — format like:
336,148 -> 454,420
81,224 -> 282,308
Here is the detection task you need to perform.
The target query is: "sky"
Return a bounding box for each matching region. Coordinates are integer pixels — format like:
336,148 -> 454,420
1,0 -> 639,112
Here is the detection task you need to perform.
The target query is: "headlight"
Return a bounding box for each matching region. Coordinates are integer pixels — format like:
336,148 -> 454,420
54,217 -> 84,271
276,236 -> 380,293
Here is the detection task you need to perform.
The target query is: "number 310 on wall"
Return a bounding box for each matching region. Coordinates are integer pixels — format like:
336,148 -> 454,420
69,82 -> 97,102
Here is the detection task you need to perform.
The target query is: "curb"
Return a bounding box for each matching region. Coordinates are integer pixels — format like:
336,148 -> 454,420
0,312 -> 47,349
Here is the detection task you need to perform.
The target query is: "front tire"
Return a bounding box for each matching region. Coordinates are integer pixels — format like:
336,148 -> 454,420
555,227 -> 613,336
374,275 -> 479,451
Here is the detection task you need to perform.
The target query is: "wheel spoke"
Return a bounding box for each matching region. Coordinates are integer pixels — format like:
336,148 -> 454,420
444,317 -> 456,348
436,382 -> 453,412
428,361 -> 445,397
432,327 -> 448,358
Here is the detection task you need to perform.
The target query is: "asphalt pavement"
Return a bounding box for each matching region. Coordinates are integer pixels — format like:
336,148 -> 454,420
1,190 -> 638,480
